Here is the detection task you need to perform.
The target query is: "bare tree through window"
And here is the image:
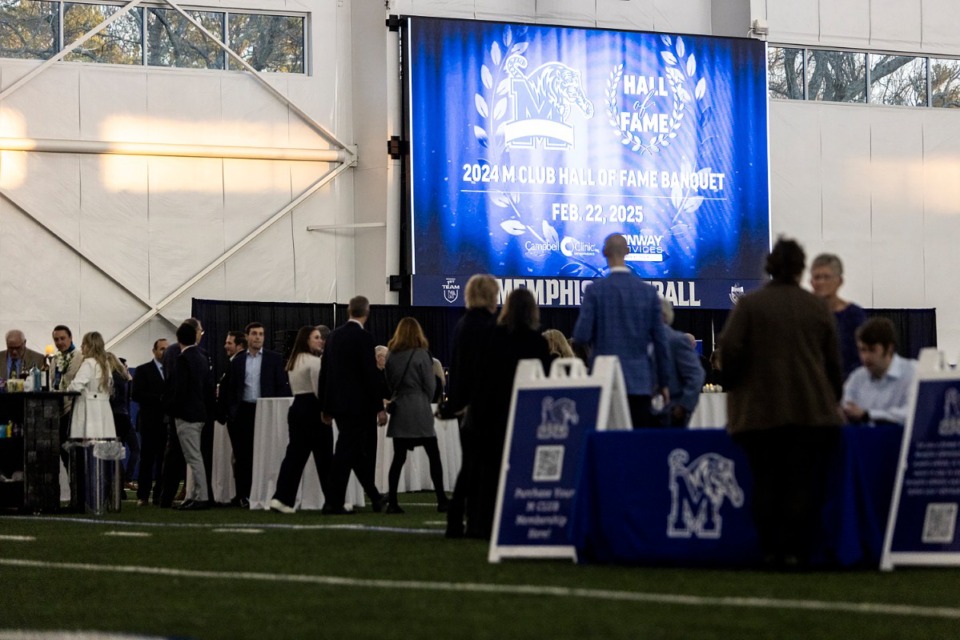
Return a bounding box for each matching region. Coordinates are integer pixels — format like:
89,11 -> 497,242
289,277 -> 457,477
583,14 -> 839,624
0,0 -> 57,60
147,7 -> 224,70
64,2 -> 142,65
229,13 -> 303,74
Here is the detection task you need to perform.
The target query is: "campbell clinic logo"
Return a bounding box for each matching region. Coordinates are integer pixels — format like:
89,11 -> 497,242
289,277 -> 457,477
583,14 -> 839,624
501,53 -> 594,150
666,449 -> 744,539
560,237 -> 598,258
441,278 -> 460,304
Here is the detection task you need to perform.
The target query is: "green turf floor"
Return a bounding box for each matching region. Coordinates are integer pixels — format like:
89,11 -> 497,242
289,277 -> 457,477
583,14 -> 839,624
1,494 -> 959,639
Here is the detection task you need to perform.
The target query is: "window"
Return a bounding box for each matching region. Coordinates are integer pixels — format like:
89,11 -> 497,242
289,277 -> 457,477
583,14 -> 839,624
870,55 -> 926,106
807,50 -> 867,103
63,2 -> 142,65
931,58 -> 960,109
0,1 -> 306,74
228,13 -> 304,73
768,46 -> 804,100
147,7 -> 224,70
0,0 -> 58,60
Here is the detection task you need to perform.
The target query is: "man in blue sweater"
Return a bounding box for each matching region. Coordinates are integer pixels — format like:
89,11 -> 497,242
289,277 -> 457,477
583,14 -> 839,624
572,233 -> 670,428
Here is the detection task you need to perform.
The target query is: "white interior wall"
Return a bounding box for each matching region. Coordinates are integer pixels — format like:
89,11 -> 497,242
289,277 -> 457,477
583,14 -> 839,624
757,0 -> 960,359
1,0 -> 959,364
0,0 -> 353,364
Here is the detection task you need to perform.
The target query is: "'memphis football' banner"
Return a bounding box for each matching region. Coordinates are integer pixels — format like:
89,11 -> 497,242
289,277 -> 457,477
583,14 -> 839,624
403,17 -> 770,308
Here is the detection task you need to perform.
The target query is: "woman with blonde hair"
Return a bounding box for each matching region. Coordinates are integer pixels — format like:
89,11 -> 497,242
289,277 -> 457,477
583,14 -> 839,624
384,317 -> 447,514
68,331 -> 116,439
542,329 -> 574,361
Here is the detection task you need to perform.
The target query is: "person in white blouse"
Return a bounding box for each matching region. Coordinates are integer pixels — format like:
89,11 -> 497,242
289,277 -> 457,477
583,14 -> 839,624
269,326 -> 331,513
67,331 -> 116,440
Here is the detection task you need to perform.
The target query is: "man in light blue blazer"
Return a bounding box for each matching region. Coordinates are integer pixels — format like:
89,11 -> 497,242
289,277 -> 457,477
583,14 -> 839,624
572,233 -> 670,428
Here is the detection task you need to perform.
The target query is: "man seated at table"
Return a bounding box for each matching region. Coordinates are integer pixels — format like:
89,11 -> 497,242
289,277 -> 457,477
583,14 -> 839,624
842,317 -> 917,426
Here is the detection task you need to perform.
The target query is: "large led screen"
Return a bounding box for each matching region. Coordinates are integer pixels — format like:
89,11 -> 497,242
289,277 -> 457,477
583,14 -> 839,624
403,17 -> 769,308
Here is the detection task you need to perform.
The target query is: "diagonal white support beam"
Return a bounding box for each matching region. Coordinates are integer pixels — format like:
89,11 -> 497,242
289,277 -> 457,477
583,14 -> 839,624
0,0 -> 145,103
0,186 -> 175,325
106,160 -> 354,349
165,0 -> 355,154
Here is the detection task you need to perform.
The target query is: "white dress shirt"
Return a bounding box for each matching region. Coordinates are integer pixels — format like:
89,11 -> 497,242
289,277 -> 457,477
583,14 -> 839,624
842,354 -> 917,425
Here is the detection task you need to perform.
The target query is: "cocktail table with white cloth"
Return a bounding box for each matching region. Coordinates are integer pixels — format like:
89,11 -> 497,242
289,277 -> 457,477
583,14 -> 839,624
687,392 -> 727,429
249,397 -> 365,510
248,398 -> 463,510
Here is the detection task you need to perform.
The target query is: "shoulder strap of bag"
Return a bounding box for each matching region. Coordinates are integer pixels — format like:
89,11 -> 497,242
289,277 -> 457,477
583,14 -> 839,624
391,350 -> 416,398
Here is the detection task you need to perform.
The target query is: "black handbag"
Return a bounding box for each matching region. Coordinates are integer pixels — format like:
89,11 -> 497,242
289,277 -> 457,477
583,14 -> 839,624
385,350 -> 415,415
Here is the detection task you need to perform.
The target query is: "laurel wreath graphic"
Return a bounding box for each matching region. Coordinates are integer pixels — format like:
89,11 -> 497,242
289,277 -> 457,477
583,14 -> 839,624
471,25 -> 604,277
607,35 -> 708,155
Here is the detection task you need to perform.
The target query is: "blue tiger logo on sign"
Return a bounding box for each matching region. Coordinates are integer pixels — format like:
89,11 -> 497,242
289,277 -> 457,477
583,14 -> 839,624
666,448 -> 744,539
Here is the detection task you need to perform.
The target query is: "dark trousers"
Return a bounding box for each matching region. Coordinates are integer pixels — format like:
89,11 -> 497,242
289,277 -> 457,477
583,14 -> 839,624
59,413 -> 71,469
448,410 -> 481,536
159,418 -> 186,506
328,412 -> 382,508
734,425 -> 841,566
273,394 -> 333,507
627,394 -> 656,428
226,402 -> 257,501
137,416 -> 166,503
388,436 -> 446,505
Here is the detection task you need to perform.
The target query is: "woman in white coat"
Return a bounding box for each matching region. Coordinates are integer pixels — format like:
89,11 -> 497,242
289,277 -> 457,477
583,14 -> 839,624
68,332 -> 116,440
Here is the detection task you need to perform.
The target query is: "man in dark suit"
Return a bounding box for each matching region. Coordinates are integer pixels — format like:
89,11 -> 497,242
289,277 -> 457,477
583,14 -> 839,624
170,323 -> 215,511
318,296 -> 386,514
224,322 -> 290,507
158,318 -> 205,507
0,329 -> 46,379
131,338 -> 168,506
572,233 -> 670,428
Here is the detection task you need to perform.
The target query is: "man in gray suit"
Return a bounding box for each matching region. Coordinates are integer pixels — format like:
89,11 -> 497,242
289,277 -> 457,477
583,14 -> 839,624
0,329 -> 45,379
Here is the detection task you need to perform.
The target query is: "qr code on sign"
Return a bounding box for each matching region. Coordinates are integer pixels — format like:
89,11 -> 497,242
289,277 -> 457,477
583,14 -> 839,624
532,445 -> 564,482
921,503 -> 958,544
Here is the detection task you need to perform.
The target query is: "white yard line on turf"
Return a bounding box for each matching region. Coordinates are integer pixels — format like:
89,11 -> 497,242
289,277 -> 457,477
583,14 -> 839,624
1,558 -> 958,621
8,516 -> 443,535
0,535 -> 35,541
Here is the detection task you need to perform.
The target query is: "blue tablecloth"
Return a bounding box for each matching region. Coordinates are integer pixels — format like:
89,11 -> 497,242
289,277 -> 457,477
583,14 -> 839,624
571,425 -> 903,568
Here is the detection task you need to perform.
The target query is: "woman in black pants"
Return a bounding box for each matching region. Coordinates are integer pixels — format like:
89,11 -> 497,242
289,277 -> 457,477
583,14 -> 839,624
270,326 -> 331,513
383,317 -> 448,514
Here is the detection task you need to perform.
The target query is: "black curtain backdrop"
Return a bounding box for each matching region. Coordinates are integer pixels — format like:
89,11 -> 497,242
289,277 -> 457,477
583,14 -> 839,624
190,299 -> 937,378
192,299 -> 338,383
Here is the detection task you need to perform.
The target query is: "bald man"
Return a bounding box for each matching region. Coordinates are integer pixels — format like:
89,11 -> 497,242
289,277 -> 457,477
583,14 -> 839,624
0,329 -> 46,379
572,233 -> 670,428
